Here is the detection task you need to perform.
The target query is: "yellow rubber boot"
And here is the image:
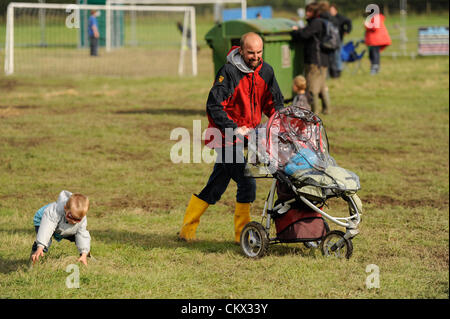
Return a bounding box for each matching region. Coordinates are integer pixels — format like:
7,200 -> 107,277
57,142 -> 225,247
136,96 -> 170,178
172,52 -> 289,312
179,194 -> 209,241
234,202 -> 251,243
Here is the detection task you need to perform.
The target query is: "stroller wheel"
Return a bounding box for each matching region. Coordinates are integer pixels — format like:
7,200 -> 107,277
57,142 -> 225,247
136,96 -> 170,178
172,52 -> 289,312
320,230 -> 353,259
324,220 -> 331,233
240,222 -> 269,259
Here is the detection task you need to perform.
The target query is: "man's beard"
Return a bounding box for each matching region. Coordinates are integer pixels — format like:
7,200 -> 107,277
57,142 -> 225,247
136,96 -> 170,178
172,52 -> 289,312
246,58 -> 261,70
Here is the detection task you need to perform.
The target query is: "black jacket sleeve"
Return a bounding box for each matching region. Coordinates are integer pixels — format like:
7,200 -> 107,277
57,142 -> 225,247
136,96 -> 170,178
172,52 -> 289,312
291,18 -> 322,41
341,15 -> 352,34
336,14 -> 352,39
206,64 -> 239,131
270,77 -> 284,111
266,71 -> 284,112
291,18 -> 327,66
259,63 -> 284,116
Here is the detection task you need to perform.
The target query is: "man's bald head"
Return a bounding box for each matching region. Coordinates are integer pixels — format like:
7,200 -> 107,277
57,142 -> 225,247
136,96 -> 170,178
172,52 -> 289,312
239,32 -> 263,70
240,32 -> 263,50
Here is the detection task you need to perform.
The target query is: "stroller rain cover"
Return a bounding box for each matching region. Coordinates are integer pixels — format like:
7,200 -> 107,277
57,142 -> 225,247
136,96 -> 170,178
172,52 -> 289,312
253,106 -> 361,202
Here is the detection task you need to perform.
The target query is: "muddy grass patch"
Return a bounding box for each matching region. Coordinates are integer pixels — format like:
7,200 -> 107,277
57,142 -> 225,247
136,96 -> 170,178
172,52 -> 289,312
103,194 -> 174,213
363,194 -> 449,209
0,78 -> 20,91
1,136 -> 54,148
0,105 -> 38,118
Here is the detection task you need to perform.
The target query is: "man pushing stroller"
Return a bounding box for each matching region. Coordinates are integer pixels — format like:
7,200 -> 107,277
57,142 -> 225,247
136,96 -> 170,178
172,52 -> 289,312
178,32 -> 284,243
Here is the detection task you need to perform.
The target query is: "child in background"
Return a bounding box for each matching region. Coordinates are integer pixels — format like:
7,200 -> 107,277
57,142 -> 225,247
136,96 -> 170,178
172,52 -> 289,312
364,5 -> 391,75
292,75 -> 311,111
30,190 -> 91,266
88,10 -> 100,56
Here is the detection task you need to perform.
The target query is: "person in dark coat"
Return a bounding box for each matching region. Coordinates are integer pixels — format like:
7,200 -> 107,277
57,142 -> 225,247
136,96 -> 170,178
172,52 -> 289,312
329,3 -> 352,77
176,21 -> 200,51
291,1 -> 331,114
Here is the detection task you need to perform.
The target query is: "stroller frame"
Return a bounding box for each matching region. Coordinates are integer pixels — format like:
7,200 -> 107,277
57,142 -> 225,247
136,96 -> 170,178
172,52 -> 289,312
240,170 -> 361,259
240,110 -> 362,259
264,172 -> 361,233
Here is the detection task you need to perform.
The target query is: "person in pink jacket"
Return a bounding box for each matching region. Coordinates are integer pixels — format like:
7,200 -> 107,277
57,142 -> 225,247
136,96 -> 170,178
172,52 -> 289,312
365,8 -> 391,74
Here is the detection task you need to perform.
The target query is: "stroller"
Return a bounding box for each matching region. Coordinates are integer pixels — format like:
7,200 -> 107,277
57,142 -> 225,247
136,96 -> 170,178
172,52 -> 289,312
240,106 -> 363,259
341,39 -> 366,74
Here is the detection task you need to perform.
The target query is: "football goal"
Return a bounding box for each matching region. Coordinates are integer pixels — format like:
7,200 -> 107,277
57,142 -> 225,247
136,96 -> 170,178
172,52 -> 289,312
4,2 -> 197,77
104,0 -> 247,51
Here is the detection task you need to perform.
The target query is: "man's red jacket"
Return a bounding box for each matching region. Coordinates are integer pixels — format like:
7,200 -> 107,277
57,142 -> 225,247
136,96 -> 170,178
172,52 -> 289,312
205,47 -> 284,149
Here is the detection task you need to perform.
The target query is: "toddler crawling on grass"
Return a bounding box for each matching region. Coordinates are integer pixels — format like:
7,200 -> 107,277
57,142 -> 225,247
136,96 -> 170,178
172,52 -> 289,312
30,190 -> 91,266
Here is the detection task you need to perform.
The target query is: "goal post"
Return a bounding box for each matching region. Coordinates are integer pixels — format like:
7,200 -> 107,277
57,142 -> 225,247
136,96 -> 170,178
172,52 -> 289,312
104,4 -> 197,76
4,2 -> 197,76
4,4 -> 13,75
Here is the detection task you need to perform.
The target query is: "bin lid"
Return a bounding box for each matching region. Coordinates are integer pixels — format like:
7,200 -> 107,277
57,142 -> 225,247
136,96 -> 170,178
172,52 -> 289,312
239,18 -> 297,34
205,18 -> 297,42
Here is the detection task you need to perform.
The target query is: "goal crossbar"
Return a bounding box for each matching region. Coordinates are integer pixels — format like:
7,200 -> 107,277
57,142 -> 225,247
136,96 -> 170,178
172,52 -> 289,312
4,2 -> 197,76
106,0 -> 247,19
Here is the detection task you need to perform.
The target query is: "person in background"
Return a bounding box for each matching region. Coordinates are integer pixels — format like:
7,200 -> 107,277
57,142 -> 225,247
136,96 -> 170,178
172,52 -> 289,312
292,75 -> 311,111
176,21 -> 200,51
291,2 -> 331,114
364,5 -> 391,75
88,10 -> 100,57
329,3 -> 352,78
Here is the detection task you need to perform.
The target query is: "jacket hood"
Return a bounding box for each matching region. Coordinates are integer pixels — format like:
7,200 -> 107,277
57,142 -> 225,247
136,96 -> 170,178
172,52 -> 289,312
56,190 -> 72,213
226,47 -> 254,74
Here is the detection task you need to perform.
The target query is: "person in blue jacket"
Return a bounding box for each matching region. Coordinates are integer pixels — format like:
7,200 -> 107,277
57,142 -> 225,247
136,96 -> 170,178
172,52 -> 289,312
88,10 -> 100,56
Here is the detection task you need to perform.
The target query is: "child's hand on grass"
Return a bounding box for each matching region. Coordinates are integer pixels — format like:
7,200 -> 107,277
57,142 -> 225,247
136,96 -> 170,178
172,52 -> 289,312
78,253 -> 88,266
31,246 -> 44,265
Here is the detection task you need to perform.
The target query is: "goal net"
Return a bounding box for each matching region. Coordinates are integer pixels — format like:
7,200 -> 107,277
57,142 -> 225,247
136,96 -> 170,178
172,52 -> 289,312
4,2 -> 197,77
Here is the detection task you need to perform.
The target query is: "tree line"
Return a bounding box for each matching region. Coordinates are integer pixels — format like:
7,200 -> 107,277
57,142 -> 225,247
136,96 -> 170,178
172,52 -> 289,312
251,0 -> 449,15
1,0 -> 448,16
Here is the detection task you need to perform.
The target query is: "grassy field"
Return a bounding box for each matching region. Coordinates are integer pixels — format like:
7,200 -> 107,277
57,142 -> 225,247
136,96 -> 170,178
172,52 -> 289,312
0,15 -> 448,299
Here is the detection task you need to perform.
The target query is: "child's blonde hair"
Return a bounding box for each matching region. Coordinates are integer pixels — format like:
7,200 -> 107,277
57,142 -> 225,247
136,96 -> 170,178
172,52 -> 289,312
293,75 -> 307,92
65,194 -> 89,219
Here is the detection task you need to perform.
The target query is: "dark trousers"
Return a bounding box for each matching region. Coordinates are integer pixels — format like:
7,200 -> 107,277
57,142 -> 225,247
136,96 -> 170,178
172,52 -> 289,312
305,64 -> 330,113
197,146 -> 256,205
369,46 -> 380,66
90,36 -> 98,56
328,51 -> 340,78
31,226 -> 75,254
